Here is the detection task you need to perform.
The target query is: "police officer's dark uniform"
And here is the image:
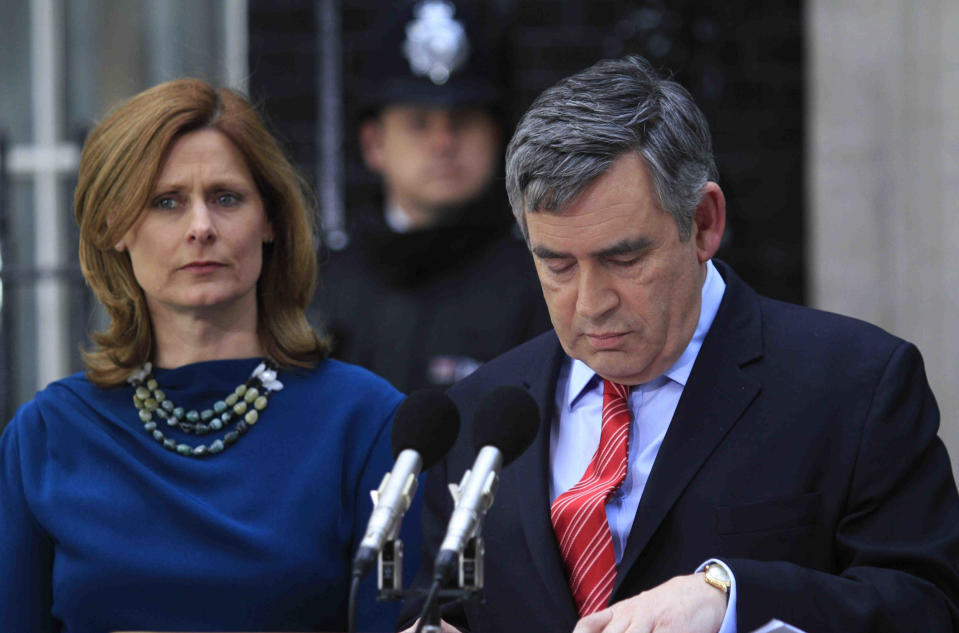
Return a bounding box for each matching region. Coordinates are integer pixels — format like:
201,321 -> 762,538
312,0 -> 550,393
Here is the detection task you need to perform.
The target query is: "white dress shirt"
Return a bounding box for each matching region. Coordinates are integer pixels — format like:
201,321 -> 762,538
549,259 -> 737,633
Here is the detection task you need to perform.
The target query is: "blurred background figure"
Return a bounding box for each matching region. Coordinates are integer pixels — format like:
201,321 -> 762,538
310,0 -> 550,393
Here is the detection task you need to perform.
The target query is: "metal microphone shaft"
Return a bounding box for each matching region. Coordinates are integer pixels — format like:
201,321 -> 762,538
438,445 -> 501,557
353,448 -> 422,576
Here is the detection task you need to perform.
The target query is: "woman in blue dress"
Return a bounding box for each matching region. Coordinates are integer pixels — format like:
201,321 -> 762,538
0,78 -> 417,632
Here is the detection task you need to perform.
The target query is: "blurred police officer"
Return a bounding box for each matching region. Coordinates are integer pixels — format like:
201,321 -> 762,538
314,0 -> 549,393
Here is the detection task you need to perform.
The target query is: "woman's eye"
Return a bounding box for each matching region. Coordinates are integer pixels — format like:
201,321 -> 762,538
217,193 -> 240,207
153,196 -> 178,210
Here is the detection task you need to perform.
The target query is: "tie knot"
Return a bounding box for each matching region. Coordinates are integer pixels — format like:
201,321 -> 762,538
602,379 -> 630,404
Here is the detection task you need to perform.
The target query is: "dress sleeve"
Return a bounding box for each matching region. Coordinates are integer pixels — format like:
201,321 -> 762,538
0,406 -> 57,633
729,341 -> 959,632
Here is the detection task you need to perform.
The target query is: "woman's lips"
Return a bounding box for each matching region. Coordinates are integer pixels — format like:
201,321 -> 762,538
181,261 -> 224,274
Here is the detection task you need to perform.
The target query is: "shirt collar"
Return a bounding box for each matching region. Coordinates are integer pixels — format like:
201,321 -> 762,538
564,259 -> 726,409
384,203 -> 416,233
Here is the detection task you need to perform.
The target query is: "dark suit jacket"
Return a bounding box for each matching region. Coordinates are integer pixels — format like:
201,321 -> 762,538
402,261 -> 959,633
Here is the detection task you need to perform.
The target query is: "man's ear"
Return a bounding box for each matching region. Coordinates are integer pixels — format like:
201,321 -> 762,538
692,181 -> 726,263
358,119 -> 385,173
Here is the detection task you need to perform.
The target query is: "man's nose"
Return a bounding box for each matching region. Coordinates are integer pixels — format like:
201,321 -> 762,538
427,116 -> 458,152
575,265 -> 618,319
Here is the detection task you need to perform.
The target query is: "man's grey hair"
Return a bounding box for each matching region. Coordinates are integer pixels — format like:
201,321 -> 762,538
505,55 -> 718,241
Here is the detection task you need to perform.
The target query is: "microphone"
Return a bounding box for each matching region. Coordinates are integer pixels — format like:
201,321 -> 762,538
352,388 -> 460,580
433,386 -> 539,583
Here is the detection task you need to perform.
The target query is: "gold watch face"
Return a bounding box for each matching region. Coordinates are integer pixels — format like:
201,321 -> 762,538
704,564 -> 731,592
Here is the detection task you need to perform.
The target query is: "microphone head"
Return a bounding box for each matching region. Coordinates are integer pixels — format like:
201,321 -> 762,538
472,386 -> 540,466
391,388 -> 460,469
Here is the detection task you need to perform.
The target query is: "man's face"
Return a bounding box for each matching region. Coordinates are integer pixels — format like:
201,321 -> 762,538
526,153 -> 722,385
360,104 -> 501,226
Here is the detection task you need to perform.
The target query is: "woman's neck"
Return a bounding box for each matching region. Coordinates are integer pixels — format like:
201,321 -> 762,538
148,301 -> 263,369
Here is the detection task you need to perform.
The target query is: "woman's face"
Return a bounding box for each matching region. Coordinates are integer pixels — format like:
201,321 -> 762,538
115,128 -> 273,322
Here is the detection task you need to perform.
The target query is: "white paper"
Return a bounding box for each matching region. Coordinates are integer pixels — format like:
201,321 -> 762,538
748,619 -> 807,633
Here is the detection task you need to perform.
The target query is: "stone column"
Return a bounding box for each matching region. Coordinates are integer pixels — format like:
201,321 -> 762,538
808,0 -> 959,480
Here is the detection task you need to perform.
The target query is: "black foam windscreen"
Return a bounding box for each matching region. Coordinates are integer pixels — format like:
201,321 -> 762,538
391,388 -> 461,469
472,386 -> 540,466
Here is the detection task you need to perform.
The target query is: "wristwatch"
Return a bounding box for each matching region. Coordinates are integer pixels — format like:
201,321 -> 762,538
703,563 -> 731,594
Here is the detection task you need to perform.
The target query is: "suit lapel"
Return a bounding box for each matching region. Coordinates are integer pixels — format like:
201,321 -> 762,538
613,263 -> 763,596
507,332 -> 581,625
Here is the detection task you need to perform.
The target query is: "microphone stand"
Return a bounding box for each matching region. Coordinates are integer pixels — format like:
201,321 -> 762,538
371,480 -> 406,601
409,467 -> 492,633
410,533 -> 486,633
355,470 -> 487,632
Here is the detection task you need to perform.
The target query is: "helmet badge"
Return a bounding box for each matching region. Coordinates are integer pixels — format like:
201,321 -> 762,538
403,0 -> 470,86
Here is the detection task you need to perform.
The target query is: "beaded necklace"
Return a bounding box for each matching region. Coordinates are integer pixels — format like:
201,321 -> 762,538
127,359 -> 283,457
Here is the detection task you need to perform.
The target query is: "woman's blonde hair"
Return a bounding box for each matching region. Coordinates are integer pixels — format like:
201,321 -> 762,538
75,78 -> 328,386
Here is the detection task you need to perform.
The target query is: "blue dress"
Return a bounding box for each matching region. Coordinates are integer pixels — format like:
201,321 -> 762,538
0,357 -> 422,632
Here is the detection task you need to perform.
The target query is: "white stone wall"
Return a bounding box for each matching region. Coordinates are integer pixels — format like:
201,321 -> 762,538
808,0 -> 959,481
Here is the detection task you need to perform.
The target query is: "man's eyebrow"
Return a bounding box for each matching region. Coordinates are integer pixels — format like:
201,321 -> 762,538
531,237 -> 653,261
530,245 -> 569,259
595,237 -> 653,258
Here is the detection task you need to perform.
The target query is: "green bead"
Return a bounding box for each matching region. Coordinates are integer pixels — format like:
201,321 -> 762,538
143,421 -> 157,432
220,411 -> 232,423
233,401 -> 247,415
235,421 -> 248,434
254,395 -> 268,410
155,408 -> 168,419
173,407 -> 185,419
244,387 -> 259,403
146,378 -> 158,391
224,431 -> 239,445
200,409 -> 214,421
214,400 -> 227,413
136,386 -> 150,400
210,439 -> 224,453
139,409 -> 153,422
152,389 -> 165,402
152,430 -> 164,441
235,384 -> 247,396
193,445 -> 208,456
163,438 -> 176,451
176,444 -> 192,455
162,399 -> 175,412
210,419 -> 223,430
245,410 -> 258,425
186,410 -> 200,423
144,398 -> 158,411
133,395 -> 143,408
225,393 -> 238,406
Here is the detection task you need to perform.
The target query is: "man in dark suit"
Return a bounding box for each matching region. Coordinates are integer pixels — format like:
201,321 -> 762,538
402,55 -> 959,632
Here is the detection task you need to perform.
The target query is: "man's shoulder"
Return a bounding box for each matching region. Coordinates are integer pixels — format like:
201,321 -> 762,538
717,260 -> 906,357
448,330 -> 559,401
757,293 -> 906,356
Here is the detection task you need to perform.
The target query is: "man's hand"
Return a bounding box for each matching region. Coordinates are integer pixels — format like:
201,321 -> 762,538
572,573 -> 727,633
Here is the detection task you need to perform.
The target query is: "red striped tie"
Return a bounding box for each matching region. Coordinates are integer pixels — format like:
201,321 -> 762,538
551,379 -> 631,617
